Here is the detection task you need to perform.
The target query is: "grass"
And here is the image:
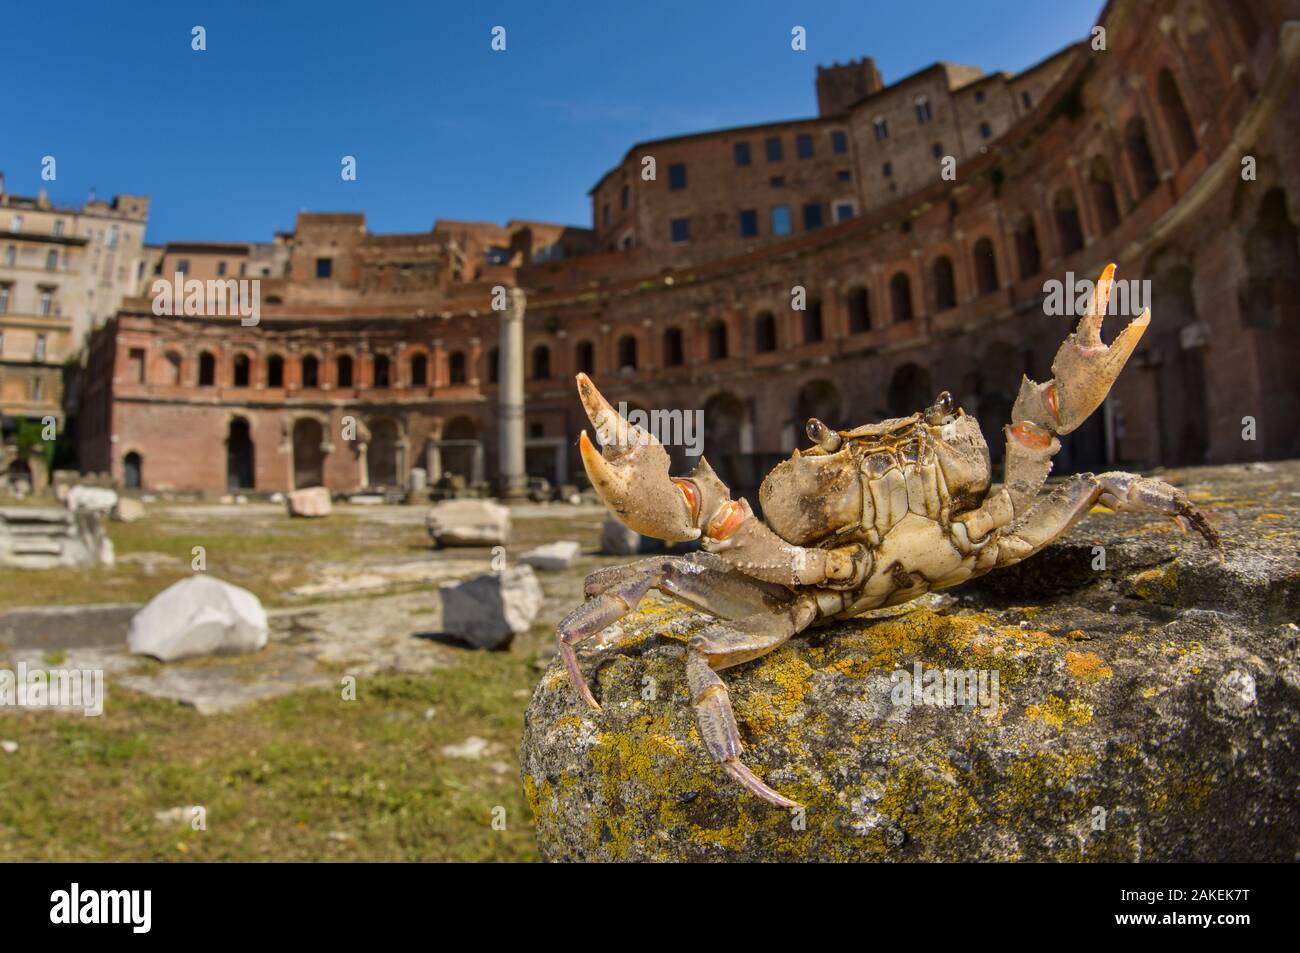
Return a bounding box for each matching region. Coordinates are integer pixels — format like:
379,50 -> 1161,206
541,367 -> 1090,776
0,661 -> 540,861
0,499 -> 612,861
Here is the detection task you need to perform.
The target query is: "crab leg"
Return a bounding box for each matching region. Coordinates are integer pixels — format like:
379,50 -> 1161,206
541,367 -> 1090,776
686,594 -> 820,809
558,553 -> 793,710
987,470 -> 1218,569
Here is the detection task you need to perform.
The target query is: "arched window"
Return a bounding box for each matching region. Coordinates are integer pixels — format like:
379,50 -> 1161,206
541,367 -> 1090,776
846,286 -> 870,333
1126,116 -> 1160,198
410,352 -> 428,387
487,347 -> 499,384
531,345 -> 551,380
754,312 -> 777,352
707,320 -> 728,359
1014,215 -> 1042,279
802,299 -> 824,342
232,353 -> 251,387
663,328 -> 684,367
164,351 -> 183,385
336,354 -> 354,387
374,354 -> 391,387
575,340 -> 595,375
890,272 -> 914,322
617,335 -> 638,371
198,351 -> 216,387
123,452 -> 142,489
932,257 -> 957,311
973,238 -> 999,296
302,354 -> 319,388
1054,189 -> 1084,256
1089,156 -> 1121,234
449,351 -> 467,384
1157,68 -> 1197,165
266,354 -> 284,388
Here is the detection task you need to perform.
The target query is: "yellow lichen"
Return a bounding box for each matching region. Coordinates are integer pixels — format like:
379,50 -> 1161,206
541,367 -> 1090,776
1065,650 -> 1113,682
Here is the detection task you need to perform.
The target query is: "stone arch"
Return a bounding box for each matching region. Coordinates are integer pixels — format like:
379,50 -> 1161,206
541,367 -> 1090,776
887,363 -> 932,416
1125,115 -> 1161,198
1239,186 -> 1300,458
123,451 -> 143,489
1054,188 -> 1084,256
846,285 -> 871,332
973,341 -> 1021,470
617,334 -> 638,371
1143,245 -> 1209,466
439,415 -> 480,482
301,353 -> 320,388
701,390 -> 748,490
531,344 -> 551,380
753,311 -> 777,351
410,351 -> 428,387
1157,67 -> 1197,166
227,416 -> 255,491
232,352 -> 251,388
366,416 -> 401,487
1089,155 -> 1122,233
373,353 -> 392,387
198,351 -> 216,387
706,319 -> 728,360
973,237 -> 999,296
266,353 -> 285,388
889,272 -> 914,322
932,256 -> 957,311
1013,214 -> 1042,280
663,327 -> 685,366
575,339 -> 596,374
336,353 -> 354,387
802,297 -> 824,342
292,417 -> 326,489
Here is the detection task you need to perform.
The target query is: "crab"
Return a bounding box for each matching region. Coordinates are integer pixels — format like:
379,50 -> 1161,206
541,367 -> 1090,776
559,264 -> 1218,808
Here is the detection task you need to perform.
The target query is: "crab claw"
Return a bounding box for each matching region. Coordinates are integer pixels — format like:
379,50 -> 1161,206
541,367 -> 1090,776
576,373 -> 701,542
1014,263 -> 1150,435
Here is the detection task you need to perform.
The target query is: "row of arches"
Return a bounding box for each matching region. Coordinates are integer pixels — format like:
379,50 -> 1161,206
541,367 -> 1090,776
168,349 -> 466,390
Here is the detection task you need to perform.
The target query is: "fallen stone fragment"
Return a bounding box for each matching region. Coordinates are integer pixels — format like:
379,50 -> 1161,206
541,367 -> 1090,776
1,740 -> 17,754
439,565 -> 541,649
519,540 -> 581,570
65,486 -> 118,514
426,499 -> 511,547
599,514 -> 650,555
128,575 -> 269,662
441,736 -> 490,759
113,498 -> 146,523
287,486 -> 331,518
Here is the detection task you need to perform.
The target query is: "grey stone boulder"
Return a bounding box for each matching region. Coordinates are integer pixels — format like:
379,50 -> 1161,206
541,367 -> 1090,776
440,565 -> 542,649
128,575 -> 269,662
287,486 -> 331,518
520,540 -> 581,571
599,514 -> 658,556
522,461 -> 1300,862
426,499 -> 510,547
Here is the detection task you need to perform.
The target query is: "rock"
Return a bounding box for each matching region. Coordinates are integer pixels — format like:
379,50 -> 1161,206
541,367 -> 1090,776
287,486 -> 331,518
522,461 -> 1300,862
0,507 -> 112,568
1,740 -> 17,754
599,514 -> 650,555
440,565 -> 542,649
426,499 -> 510,547
65,485 -> 118,514
128,575 -> 269,662
269,492 -> 285,504
441,736 -> 491,760
112,498 -> 145,522
520,540 -> 581,571
349,494 -> 385,506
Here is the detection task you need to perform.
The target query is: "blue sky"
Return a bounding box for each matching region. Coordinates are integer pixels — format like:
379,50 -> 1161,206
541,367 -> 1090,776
0,0 -> 1103,244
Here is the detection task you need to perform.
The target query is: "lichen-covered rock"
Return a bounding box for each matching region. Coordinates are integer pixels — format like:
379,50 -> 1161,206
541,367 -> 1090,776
521,462 -> 1300,861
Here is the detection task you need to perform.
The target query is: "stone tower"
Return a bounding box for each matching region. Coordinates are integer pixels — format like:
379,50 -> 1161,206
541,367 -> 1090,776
815,57 -> 884,116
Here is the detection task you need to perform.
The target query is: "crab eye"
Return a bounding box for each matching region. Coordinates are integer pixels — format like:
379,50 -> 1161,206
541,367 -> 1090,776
935,391 -> 953,414
805,418 -> 842,452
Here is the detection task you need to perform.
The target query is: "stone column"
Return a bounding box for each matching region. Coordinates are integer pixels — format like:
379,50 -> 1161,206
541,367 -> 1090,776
497,287 -> 528,499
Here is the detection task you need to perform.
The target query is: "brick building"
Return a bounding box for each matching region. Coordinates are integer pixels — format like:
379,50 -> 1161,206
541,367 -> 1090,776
80,0 -> 1300,497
